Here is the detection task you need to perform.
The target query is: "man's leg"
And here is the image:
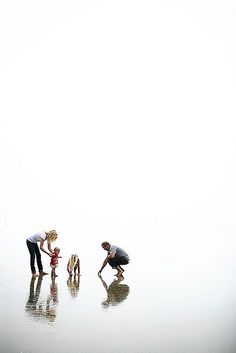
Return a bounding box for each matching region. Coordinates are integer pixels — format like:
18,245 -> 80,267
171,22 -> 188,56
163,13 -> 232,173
116,266 -> 124,276
108,257 -> 129,276
118,258 -> 129,273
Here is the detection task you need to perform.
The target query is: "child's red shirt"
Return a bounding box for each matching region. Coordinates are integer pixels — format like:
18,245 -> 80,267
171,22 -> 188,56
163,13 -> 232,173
50,253 -> 59,266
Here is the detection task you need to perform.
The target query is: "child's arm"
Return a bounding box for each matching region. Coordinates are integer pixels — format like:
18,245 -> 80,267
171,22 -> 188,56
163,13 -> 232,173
67,261 -> 71,274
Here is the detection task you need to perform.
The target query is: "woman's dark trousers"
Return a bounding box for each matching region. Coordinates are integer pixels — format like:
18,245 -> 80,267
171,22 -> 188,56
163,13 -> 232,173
26,240 -> 43,274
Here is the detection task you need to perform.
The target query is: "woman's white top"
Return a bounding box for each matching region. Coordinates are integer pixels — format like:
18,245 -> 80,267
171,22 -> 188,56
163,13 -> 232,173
27,231 -> 47,243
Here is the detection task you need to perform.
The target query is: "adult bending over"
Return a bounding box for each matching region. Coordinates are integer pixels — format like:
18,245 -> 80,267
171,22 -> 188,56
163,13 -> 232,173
26,230 -> 58,278
98,242 -> 130,277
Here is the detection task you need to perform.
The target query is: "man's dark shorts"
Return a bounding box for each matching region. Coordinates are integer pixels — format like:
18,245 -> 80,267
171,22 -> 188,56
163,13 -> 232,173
108,256 -> 129,269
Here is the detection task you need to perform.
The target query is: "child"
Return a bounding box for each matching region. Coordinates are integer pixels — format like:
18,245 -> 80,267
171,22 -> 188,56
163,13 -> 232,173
67,254 -> 80,276
50,247 -> 62,277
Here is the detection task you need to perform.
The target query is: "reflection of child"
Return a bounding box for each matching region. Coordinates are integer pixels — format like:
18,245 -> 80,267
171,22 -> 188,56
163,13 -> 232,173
67,276 -> 80,298
67,254 -> 80,276
50,247 -> 62,277
50,277 -> 58,304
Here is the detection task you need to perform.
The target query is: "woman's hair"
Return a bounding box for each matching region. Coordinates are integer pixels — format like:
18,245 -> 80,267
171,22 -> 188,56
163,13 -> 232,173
46,230 -> 58,242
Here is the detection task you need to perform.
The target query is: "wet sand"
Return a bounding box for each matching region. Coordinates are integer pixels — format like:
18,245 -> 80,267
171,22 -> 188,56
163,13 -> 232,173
1,233 -> 236,353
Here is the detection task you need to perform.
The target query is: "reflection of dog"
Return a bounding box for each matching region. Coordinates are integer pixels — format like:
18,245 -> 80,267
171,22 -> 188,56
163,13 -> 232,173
67,254 -> 80,276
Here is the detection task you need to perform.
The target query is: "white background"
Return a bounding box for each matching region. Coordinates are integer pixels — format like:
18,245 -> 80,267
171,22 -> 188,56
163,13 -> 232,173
1,2 -> 236,353
0,0 -> 236,271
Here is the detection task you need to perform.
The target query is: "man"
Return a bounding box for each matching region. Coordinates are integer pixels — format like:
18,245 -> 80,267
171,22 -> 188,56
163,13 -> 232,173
98,242 -> 130,277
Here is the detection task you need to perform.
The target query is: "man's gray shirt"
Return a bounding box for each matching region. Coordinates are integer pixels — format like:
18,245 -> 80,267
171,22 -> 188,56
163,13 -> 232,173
109,245 -> 130,261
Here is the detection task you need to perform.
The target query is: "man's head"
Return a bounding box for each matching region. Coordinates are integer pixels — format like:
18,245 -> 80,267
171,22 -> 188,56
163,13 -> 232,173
101,242 -> 111,251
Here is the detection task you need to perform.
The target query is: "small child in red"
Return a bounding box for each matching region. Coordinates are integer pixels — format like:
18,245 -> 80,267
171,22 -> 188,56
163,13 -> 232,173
50,247 -> 62,277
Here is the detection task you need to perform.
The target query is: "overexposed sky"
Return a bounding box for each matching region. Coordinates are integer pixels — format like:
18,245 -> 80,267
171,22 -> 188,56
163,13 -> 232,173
1,6 -> 236,353
0,0 -> 236,239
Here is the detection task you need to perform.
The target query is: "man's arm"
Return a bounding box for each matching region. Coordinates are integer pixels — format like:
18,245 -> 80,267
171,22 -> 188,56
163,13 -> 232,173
98,256 -> 109,275
108,250 -> 116,259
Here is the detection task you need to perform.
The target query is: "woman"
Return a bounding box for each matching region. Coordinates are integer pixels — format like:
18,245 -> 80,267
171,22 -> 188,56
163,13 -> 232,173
26,230 -> 58,278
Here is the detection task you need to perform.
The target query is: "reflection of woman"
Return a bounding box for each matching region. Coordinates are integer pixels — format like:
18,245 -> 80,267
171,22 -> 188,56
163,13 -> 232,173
25,275 -> 43,311
25,276 -> 58,324
26,230 -> 58,277
25,275 -> 44,320
99,275 -> 130,307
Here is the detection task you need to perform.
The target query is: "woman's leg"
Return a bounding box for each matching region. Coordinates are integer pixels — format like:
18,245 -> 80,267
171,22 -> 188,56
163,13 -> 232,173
34,243 -> 43,272
26,240 -> 36,274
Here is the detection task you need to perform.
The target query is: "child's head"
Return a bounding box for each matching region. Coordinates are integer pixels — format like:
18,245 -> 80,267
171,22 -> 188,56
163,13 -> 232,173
54,247 -> 60,254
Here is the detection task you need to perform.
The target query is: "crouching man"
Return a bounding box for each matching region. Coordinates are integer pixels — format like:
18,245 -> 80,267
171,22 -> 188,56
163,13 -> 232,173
98,242 -> 130,277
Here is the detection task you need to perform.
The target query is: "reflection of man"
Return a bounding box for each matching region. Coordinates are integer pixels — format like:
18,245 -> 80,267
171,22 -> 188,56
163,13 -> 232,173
98,275 -> 130,307
67,275 -> 80,298
98,242 -> 130,276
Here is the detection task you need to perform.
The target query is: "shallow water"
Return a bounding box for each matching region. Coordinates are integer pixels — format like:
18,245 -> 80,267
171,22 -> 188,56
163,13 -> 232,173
1,221 -> 236,353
